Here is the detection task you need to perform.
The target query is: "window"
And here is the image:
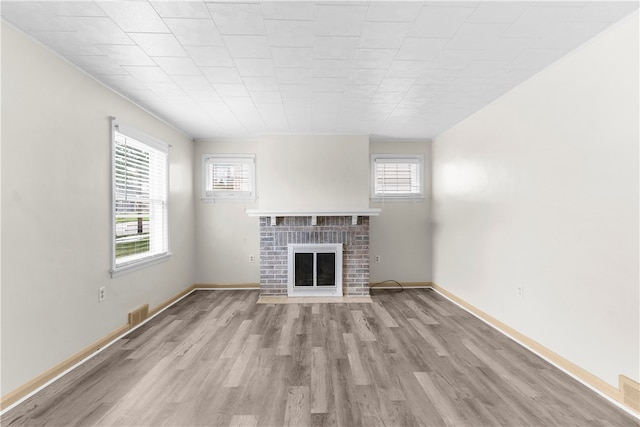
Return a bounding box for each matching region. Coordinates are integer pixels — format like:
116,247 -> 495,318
371,154 -> 424,200
202,154 -> 256,201
111,118 -> 169,276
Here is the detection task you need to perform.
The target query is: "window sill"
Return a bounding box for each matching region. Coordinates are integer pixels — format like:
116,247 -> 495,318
370,196 -> 426,203
201,197 -> 257,204
110,252 -> 172,278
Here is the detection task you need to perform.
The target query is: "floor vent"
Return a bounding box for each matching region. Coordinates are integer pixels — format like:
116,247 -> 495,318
128,304 -> 149,328
620,375 -> 640,413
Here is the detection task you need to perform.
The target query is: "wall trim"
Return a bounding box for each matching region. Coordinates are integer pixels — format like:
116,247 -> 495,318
620,375 -> 640,413
3,282 -> 637,418
0,284 -> 198,412
369,281 -> 432,289
0,323 -> 129,411
430,283 -> 639,417
193,283 -> 260,290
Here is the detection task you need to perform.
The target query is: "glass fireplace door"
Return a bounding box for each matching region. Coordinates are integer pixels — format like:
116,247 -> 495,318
288,244 -> 342,296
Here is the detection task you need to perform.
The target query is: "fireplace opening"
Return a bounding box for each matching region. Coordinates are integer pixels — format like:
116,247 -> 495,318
288,244 -> 343,296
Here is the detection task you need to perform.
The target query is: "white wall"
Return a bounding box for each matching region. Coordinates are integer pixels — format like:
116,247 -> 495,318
369,140 -> 432,283
194,135 -> 369,284
194,136 -> 433,285
1,24 -> 195,394
432,14 -> 639,388
257,135 -> 370,212
194,140 -> 260,284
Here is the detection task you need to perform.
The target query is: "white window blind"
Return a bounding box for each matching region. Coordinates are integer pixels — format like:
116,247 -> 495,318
372,155 -> 424,199
112,119 -> 169,275
202,154 -> 256,201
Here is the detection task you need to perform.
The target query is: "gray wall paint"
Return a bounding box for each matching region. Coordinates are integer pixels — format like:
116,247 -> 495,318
432,15 -> 639,387
1,24 -> 196,394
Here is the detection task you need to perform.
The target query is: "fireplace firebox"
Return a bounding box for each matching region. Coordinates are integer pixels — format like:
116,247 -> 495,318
288,244 -> 343,296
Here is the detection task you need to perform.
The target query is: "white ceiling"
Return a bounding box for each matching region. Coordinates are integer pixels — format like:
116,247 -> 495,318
2,1 -> 637,140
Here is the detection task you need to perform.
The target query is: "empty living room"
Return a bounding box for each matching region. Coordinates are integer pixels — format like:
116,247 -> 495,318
1,1 -> 639,426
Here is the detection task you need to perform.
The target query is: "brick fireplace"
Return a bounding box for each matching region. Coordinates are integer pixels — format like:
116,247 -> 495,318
249,211 -> 379,297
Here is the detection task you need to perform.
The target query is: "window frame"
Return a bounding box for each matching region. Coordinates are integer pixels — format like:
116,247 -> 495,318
370,153 -> 425,201
111,117 -> 170,277
201,154 -> 257,202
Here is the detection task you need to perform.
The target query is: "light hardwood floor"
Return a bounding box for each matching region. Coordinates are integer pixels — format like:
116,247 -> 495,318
2,289 -> 638,426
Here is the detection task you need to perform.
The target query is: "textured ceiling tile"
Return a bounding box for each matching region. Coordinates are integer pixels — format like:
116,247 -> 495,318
359,22 -> 411,49
312,77 -> 347,92
343,85 -> 378,98
63,17 -> 133,45
276,67 -> 313,84
261,2 -> 315,20
365,2 -> 424,22
163,18 -> 223,46
279,84 -> 312,98
1,2 -> 75,31
202,67 -> 243,84
45,2 -> 107,17
129,33 -> 187,57
67,55 -> 129,76
457,61 -> 509,79
233,58 -> 276,77
98,45 -> 155,66
313,36 -> 359,59
312,92 -> 343,103
371,92 -> 404,104
4,1 -> 634,140
502,6 -> 583,38
446,23 -> 511,50
153,57 -> 202,76
532,22 -> 608,50
313,59 -> 352,78
185,46 -> 234,67
256,104 -> 289,132
466,3 -> 532,24
415,69 -> 453,85
214,84 -> 250,97
397,38 -> 447,61
265,20 -> 314,47
386,60 -> 430,78
223,35 -> 271,58
144,82 -> 186,97
207,3 -> 266,35
150,1 -> 211,19
353,48 -> 397,69
409,6 -> 474,38
31,31 -> 103,56
97,1 -> 168,33
250,92 -> 283,103
348,68 -> 387,85
314,4 -> 368,36
187,90 -> 223,105
124,66 -> 173,83
172,75 -> 213,92
378,77 -> 416,92
99,74 -> 147,91
242,77 -> 280,92
568,2 -> 639,23
509,48 -> 566,70
271,47 -> 313,68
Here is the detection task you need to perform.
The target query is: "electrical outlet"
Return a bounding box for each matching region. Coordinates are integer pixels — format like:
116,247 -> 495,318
374,255 -> 381,263
98,286 -> 106,302
517,286 -> 524,297
249,255 -> 255,263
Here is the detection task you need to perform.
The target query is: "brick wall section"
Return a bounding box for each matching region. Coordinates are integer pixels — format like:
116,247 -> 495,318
259,216 -> 370,296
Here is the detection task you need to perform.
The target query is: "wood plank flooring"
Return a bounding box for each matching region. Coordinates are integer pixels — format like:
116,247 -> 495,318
2,289 -> 638,426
